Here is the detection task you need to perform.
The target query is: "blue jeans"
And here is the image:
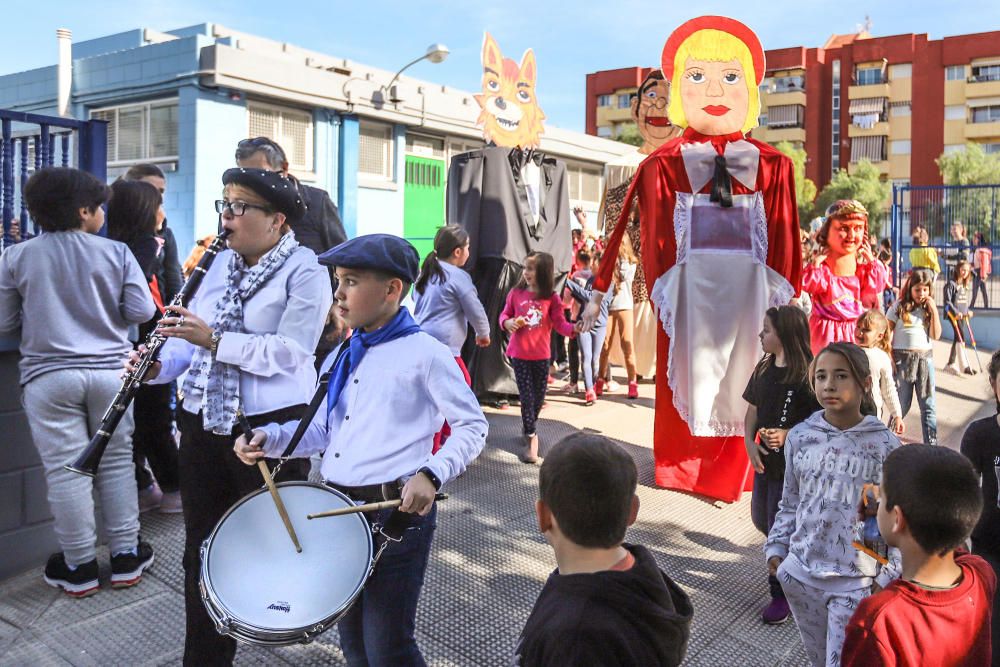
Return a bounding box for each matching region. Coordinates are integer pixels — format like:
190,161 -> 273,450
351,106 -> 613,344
896,360 -> 937,446
750,471 -> 786,600
578,321 -> 608,390
338,504 -> 437,667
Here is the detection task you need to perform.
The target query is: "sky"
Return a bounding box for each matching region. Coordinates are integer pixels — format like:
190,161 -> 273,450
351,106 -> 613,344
1,0 -> 999,133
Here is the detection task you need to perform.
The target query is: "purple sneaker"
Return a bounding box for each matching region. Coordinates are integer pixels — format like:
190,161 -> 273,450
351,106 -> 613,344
761,597 -> 790,625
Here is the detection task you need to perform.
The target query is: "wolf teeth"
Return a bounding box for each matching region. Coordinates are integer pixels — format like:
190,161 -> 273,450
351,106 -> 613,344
496,117 -> 520,129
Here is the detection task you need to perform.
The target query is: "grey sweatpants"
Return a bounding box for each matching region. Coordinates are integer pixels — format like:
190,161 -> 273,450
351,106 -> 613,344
778,562 -> 869,667
22,368 -> 140,566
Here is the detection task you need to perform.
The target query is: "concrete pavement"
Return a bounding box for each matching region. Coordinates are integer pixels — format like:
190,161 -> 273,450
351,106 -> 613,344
0,339 -> 992,666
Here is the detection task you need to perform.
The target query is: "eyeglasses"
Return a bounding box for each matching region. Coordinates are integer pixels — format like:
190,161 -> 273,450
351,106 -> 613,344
215,200 -> 272,217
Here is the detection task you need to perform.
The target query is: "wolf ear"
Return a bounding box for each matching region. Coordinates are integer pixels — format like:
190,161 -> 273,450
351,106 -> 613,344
482,33 -> 503,70
519,49 -> 537,86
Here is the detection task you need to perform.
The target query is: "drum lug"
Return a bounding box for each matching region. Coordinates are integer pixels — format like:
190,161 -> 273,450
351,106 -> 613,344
304,623 -> 325,643
216,615 -> 232,634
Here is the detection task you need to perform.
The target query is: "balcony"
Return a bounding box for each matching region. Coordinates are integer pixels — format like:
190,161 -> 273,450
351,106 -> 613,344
849,160 -> 889,175
763,89 -> 807,108
763,126 -> 806,144
848,83 -> 890,100
848,121 -> 889,138
595,105 -> 634,125
965,78 -> 1000,98
965,120 -> 1000,139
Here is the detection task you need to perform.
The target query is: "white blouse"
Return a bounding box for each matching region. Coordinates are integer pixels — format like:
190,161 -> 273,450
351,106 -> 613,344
260,331 -> 488,488
151,245 -> 333,417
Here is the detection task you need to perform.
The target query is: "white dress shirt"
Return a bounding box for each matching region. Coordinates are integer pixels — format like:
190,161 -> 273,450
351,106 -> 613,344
259,331 -> 488,488
150,245 -> 333,418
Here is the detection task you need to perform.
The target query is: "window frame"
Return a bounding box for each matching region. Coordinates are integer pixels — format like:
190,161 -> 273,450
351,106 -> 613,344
358,119 -> 395,183
246,100 -> 316,177
89,98 -> 179,167
597,94 -> 612,107
945,65 -> 966,81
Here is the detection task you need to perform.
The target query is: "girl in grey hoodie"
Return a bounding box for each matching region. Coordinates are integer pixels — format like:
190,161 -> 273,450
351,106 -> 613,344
765,342 -> 901,666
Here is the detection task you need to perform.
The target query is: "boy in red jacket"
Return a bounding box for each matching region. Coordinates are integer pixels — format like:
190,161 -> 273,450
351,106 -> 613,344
842,445 -> 996,666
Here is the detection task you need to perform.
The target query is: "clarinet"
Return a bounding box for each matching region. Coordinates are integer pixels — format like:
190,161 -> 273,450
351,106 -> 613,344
65,230 -> 231,477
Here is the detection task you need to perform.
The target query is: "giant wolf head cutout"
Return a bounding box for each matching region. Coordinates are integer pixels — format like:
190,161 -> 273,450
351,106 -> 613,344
475,33 -> 546,148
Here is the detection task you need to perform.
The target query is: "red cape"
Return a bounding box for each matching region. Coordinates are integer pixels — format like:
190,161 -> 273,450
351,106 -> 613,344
596,128 -> 802,502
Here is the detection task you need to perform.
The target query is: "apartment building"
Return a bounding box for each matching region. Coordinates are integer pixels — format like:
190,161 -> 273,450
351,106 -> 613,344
585,28 -> 1000,190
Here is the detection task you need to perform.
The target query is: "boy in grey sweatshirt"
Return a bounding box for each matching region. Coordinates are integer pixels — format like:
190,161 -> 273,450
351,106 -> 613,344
765,411 -> 901,666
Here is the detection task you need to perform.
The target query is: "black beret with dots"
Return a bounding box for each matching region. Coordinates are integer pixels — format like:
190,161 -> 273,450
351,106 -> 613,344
222,168 -> 307,224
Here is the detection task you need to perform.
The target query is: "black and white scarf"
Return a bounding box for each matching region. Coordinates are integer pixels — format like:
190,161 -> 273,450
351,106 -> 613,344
183,231 -> 299,434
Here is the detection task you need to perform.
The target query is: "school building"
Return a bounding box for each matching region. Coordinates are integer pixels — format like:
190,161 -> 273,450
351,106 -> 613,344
585,27 -> 1000,191
0,23 -> 630,256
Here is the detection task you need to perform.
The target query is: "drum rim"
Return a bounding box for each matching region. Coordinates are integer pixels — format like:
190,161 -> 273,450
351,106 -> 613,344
200,481 -> 374,641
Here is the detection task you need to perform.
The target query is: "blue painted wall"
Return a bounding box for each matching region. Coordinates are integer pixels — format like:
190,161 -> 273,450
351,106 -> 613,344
355,123 -> 406,238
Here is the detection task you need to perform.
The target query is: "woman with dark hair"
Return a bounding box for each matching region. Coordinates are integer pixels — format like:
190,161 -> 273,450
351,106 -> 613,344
107,179 -> 182,514
123,164 -> 183,304
0,167 -> 156,596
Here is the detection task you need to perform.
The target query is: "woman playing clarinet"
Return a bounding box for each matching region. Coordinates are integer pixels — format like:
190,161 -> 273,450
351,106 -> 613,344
126,168 -> 332,665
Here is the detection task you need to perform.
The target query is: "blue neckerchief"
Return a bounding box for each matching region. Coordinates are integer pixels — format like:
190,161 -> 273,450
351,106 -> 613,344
326,307 -> 421,415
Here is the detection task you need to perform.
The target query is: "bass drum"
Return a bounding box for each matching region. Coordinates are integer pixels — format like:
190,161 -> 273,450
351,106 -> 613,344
200,482 -> 373,646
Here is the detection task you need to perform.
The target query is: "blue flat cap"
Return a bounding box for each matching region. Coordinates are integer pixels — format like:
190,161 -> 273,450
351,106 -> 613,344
318,233 -> 420,283
222,168 -> 306,224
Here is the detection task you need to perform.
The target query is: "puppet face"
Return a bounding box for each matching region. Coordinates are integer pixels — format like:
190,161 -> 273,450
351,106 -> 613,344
826,217 -> 868,258
679,57 -> 750,136
475,33 -> 546,149
632,78 -> 681,148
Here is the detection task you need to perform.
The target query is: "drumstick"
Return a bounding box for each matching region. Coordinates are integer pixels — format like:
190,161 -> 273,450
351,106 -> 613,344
307,493 -> 448,520
237,410 -> 302,553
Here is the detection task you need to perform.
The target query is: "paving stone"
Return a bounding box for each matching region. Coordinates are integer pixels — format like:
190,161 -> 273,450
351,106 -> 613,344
0,570 -> 57,628
34,569 -> 173,629
0,637 -> 72,666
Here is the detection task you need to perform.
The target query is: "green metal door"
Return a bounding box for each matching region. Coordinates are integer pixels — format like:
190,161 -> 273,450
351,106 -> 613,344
403,155 -> 445,260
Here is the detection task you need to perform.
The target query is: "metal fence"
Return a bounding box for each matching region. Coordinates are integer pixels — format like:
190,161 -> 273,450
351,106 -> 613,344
0,109 -> 107,249
890,183 -> 999,309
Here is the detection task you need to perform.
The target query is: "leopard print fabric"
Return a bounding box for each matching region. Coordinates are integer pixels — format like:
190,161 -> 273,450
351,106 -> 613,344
603,181 -> 649,303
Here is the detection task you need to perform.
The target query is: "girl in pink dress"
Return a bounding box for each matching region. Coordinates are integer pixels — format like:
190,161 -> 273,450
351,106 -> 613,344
802,200 -> 888,355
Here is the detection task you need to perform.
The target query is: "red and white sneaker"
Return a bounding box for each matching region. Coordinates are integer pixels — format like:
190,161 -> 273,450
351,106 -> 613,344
43,553 -> 99,598
110,541 -> 155,588
584,389 -> 597,406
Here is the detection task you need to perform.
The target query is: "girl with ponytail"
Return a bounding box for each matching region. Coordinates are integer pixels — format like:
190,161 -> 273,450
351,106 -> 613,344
413,225 -> 490,452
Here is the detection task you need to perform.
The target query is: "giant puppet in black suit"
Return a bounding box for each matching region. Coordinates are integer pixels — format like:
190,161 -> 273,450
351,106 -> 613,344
447,34 -> 572,400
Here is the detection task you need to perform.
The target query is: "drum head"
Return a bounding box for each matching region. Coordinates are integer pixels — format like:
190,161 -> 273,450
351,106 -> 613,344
204,483 -> 372,633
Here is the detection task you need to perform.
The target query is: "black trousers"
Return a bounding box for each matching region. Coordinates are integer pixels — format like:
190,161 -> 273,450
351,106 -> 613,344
133,383 -> 179,493
510,358 -> 549,436
177,403 -> 309,666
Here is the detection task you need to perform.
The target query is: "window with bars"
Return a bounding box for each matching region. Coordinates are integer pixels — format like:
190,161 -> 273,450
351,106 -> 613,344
247,102 -> 314,173
359,121 -> 394,180
90,100 -> 178,165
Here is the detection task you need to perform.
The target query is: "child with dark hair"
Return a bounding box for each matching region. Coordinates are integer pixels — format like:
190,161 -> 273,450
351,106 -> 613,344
765,342 -> 902,666
501,252 -> 578,463
944,259 -> 976,375
961,349 -> 1000,661
0,167 -> 156,596
743,305 -> 820,625
513,433 -> 692,666
107,179 -> 182,514
413,225 -> 490,453
842,445 -> 994,666
888,268 -> 942,446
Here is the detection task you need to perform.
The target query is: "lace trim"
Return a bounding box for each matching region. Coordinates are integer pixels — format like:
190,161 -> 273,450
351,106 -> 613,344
750,192 -> 768,267
770,278 -> 795,309
674,192 -> 691,267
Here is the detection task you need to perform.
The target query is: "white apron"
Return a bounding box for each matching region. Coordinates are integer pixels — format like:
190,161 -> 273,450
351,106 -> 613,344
649,140 -> 794,437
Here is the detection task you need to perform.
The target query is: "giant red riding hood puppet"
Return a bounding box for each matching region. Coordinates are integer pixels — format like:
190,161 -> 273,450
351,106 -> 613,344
585,16 -> 802,502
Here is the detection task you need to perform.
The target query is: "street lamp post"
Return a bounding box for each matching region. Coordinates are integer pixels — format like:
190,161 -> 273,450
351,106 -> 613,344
379,43 -> 450,104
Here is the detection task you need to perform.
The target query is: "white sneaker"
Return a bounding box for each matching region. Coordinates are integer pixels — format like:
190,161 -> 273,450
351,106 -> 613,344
606,380 -> 622,392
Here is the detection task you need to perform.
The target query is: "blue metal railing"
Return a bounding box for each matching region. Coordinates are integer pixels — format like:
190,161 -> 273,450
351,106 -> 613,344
0,109 -> 107,248
891,183 -> 1000,308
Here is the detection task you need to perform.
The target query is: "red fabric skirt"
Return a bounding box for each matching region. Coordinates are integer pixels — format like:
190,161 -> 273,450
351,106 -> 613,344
652,330 -> 753,503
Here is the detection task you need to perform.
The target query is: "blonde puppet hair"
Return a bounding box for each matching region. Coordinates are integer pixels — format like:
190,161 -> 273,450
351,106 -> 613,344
665,29 -> 761,135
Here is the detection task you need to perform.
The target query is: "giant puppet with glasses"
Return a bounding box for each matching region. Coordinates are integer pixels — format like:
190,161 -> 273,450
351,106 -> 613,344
584,16 -> 802,503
